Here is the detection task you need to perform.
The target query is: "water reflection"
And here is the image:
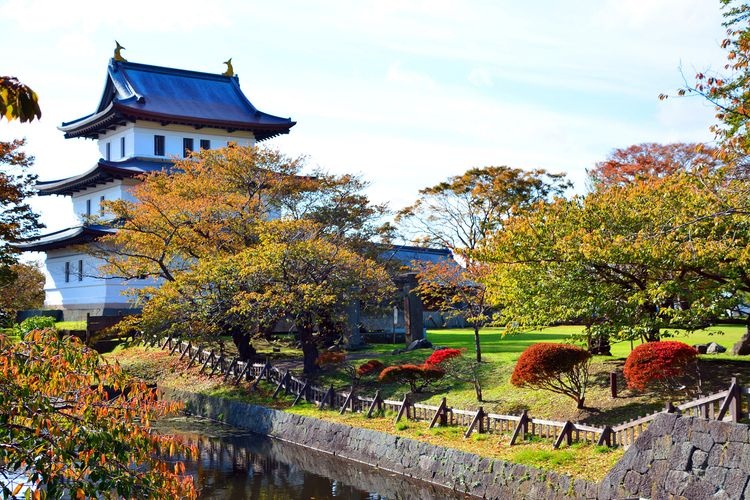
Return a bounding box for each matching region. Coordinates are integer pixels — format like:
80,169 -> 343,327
156,416 -> 470,500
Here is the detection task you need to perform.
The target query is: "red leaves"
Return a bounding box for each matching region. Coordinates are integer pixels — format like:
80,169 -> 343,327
356,359 -> 384,376
315,351 -> 346,367
623,341 -> 698,391
511,343 -> 591,387
424,348 -> 464,366
378,363 -> 444,393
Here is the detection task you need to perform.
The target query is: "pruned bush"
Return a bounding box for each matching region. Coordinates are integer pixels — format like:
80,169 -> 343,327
356,359 -> 385,377
511,343 -> 591,409
377,363 -> 444,393
315,351 -> 346,367
425,348 -> 487,402
425,348 -> 463,366
623,341 -> 698,392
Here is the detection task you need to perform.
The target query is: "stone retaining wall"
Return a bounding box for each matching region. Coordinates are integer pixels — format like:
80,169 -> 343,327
160,387 -> 596,499
599,413 -> 750,499
161,387 -> 750,499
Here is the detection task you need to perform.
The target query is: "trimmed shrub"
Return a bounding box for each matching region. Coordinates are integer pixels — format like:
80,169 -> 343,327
13,315 -> 56,336
315,351 -> 346,367
425,348 -> 463,366
511,343 -> 591,409
623,341 -> 698,392
377,363 -> 444,393
356,359 -> 385,377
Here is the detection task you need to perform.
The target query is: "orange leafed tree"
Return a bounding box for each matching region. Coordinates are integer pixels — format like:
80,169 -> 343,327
0,329 -> 196,499
587,142 -> 720,189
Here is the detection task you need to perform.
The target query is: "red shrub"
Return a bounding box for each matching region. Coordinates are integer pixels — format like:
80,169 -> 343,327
356,359 -> 385,377
316,351 -> 346,367
511,343 -> 592,409
623,341 -> 698,391
377,363 -> 444,393
425,348 -> 464,366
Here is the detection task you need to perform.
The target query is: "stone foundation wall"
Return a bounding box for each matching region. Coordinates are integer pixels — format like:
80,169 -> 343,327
599,413 -> 750,499
160,387 -> 596,499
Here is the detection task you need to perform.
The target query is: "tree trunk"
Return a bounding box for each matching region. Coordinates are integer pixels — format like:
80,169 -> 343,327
731,315 -> 750,355
473,325 -> 482,363
576,396 -> 585,409
587,331 -> 611,356
231,330 -> 257,362
474,380 -> 483,402
299,319 -> 319,375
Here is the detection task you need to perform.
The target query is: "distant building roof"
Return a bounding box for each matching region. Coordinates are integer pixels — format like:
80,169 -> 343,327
59,59 -> 295,141
380,244 -> 454,268
13,225 -> 115,252
36,157 -> 172,196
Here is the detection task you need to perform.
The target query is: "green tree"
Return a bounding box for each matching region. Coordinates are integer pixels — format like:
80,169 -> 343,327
482,172 -> 738,352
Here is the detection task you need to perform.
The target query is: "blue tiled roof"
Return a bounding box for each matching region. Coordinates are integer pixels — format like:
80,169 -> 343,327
13,225 -> 115,252
59,59 -> 295,141
379,244 -> 454,268
36,157 -> 172,196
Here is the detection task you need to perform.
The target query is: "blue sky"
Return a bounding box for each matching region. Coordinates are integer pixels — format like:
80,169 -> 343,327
0,0 -> 729,234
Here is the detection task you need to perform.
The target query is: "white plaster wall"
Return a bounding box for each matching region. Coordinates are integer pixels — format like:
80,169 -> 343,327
98,121 -> 255,160
43,247 -> 158,310
71,180 -> 139,219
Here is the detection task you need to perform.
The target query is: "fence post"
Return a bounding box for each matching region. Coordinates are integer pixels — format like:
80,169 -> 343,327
340,388 -> 355,415
273,371 -> 291,399
395,394 -> 411,423
610,372 -> 618,398
199,350 -> 215,374
429,397 -> 449,429
292,381 -> 310,406
223,358 -> 238,382
597,426 -> 613,447
554,421 -> 574,449
169,338 -> 181,355
665,401 -> 678,413
179,342 -> 192,361
187,347 -> 202,369
367,390 -> 384,418
717,377 -> 742,422
510,410 -> 530,445
234,362 -> 250,385
318,385 -> 335,410
250,362 -> 271,391
464,406 -> 486,438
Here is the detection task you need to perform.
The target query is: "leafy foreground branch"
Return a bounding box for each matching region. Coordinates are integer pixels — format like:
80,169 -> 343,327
0,329 -> 196,499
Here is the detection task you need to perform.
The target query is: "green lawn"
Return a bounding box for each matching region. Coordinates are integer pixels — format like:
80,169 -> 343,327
349,324 -> 750,424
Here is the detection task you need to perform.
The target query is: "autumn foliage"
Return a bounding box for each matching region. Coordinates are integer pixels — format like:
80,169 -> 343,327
316,351 -> 347,367
377,363 -> 444,393
425,348 -> 463,366
623,341 -> 698,392
356,359 -> 385,377
511,343 -> 592,409
0,329 -> 196,499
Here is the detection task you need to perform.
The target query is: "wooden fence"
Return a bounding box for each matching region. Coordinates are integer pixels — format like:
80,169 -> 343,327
158,337 -> 748,449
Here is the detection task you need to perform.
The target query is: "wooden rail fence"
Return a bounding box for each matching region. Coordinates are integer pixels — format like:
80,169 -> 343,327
157,337 -> 749,449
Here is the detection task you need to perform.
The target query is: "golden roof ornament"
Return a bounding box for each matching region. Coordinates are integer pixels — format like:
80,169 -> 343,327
223,58 -> 234,77
114,41 -> 127,62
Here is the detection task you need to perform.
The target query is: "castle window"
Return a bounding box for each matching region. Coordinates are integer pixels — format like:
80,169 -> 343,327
154,135 -> 165,156
120,137 -> 125,158
100,195 -> 105,214
106,142 -> 111,161
64,262 -> 70,283
183,138 -> 194,157
78,260 -> 83,281
86,199 -> 91,217
200,139 -> 210,150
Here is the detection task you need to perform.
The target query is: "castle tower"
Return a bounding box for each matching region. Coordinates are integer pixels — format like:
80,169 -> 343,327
16,57 -> 295,319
